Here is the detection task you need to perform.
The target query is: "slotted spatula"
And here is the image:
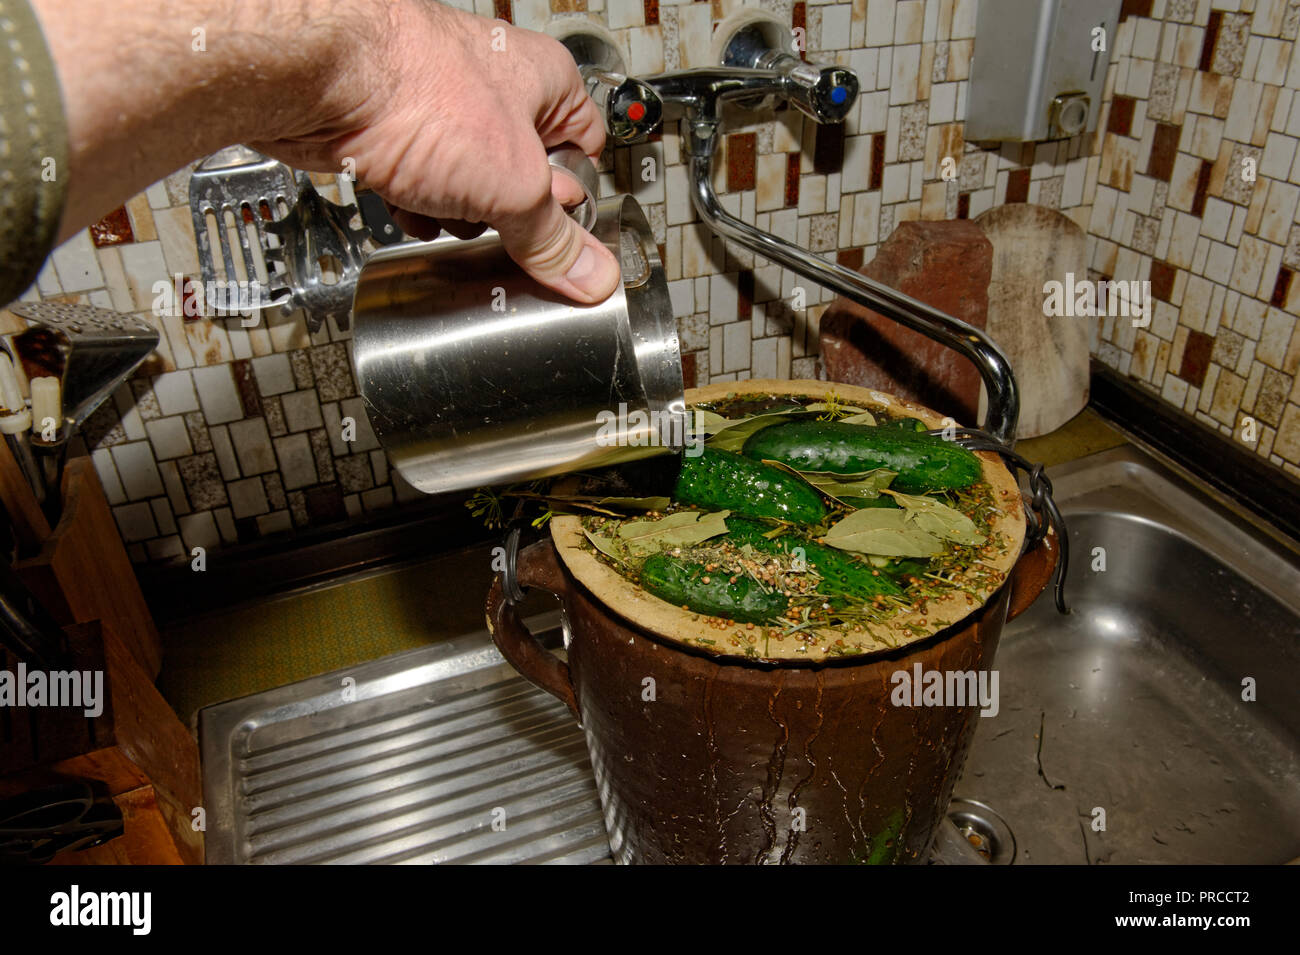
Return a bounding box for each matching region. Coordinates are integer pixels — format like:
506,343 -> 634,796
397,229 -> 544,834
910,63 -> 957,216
188,145 -> 296,304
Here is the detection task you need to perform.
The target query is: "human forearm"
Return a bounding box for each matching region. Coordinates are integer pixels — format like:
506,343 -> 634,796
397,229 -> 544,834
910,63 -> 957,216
30,0 -> 381,241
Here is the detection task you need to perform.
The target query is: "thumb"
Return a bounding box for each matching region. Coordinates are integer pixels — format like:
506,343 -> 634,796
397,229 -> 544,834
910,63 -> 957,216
494,194 -> 621,304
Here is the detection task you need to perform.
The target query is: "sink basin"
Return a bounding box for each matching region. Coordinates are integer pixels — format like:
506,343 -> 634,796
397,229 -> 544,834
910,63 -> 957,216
957,445 -> 1300,864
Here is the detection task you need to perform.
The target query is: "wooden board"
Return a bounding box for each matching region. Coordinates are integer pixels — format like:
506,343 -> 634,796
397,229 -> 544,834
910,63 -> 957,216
974,204 -> 1091,438
15,456 -> 162,678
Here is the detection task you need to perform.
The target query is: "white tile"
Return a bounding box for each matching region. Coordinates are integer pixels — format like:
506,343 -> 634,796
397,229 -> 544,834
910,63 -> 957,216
274,433 -> 317,490
191,365 -> 243,424
91,448 -> 125,505
152,371 -> 199,416
251,354 -> 295,396
150,497 -> 177,536
668,278 -> 694,318
865,0 -> 896,47
109,441 -> 164,500
710,274 -> 739,326
113,502 -> 157,543
882,164 -> 910,203
177,511 -> 220,553
281,389 -> 324,432
890,44 -> 921,104
228,476 -> 269,519
118,241 -> 170,311
145,416 -> 192,460
228,417 -> 276,474
209,424 -> 240,480
50,231 -> 104,293
723,322 -> 751,373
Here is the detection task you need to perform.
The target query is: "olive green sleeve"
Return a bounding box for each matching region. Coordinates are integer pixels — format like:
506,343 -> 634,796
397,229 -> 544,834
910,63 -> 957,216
0,0 -> 68,307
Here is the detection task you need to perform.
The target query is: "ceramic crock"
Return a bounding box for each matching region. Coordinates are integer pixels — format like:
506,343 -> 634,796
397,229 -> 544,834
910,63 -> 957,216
485,382 -> 1057,864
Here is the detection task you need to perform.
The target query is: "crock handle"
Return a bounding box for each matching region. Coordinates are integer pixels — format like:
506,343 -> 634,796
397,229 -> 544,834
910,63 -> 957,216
486,540 -> 581,720
1006,527 -> 1061,622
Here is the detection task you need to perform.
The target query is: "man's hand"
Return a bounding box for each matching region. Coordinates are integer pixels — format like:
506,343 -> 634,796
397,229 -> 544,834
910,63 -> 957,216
32,0 -> 621,304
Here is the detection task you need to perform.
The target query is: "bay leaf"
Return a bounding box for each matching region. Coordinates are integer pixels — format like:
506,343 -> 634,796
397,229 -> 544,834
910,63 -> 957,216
882,490 -> 985,545
799,467 -> 896,500
822,508 -> 945,557
838,411 -> 878,425
617,509 -> 731,554
704,412 -> 796,452
584,529 -> 627,563
593,496 -> 672,511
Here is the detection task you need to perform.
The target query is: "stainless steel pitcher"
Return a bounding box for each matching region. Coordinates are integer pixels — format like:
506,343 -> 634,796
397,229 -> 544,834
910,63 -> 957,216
351,150 -> 685,496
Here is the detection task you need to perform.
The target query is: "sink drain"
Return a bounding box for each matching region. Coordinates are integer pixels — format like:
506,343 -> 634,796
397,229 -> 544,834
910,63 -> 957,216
947,798 -> 1016,865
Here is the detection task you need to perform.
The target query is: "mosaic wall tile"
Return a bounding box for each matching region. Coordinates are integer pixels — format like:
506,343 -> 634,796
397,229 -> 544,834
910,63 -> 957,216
16,1 -> 1300,564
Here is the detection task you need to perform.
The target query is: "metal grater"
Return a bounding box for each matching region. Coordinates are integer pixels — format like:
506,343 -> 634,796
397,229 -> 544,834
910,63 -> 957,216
7,302 -> 159,434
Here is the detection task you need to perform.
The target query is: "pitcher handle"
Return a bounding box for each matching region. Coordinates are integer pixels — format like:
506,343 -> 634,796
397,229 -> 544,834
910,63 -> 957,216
486,540 -> 580,719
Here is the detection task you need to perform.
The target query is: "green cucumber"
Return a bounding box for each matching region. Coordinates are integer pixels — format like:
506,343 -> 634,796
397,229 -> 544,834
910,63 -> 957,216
742,420 -> 981,493
877,416 -> 928,433
674,448 -> 827,525
726,518 -> 902,600
640,552 -> 787,623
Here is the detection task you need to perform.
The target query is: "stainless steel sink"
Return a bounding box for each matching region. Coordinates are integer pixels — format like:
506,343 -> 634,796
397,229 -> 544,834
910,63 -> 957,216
956,445 -> 1300,864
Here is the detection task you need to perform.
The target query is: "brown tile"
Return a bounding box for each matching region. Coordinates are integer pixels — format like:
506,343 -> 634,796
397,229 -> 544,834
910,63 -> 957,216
263,472 -> 287,510
642,0 -> 658,26
176,453 -> 228,510
305,484 -> 347,524
784,152 -> 801,208
1149,260 -> 1177,302
336,455 -> 374,493
492,0 -> 512,23
262,395 -> 287,436
1212,13 -> 1249,77
1107,96 -> 1136,136
1006,168 -> 1030,203
870,133 -> 885,190
184,411 -> 212,453
1199,11 -> 1222,72
1192,159 -> 1213,217
1271,268 -> 1294,308
231,358 -> 262,417
726,132 -> 757,192
681,352 -> 697,389
957,192 -> 971,219
1147,123 -> 1181,181
82,401 -> 125,449
738,270 -> 754,321
309,343 -> 355,402
1178,329 -> 1215,388
308,429 -> 335,483
90,206 -> 134,247
813,122 -> 845,175
836,247 -> 864,271
793,2 -> 806,61
1119,0 -> 1153,21
550,0 -> 587,11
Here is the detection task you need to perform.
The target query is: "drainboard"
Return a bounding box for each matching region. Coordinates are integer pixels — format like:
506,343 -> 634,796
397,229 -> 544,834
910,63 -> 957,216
199,615 -> 614,865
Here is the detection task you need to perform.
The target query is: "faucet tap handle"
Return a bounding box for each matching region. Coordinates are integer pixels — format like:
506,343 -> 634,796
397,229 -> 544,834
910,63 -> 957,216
581,66 -> 664,142
766,53 -> 859,123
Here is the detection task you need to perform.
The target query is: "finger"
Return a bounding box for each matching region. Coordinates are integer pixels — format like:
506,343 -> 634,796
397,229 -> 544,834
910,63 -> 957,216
495,193 -> 619,304
551,169 -> 587,209
439,218 -> 488,240
536,89 -> 607,163
387,208 -> 442,241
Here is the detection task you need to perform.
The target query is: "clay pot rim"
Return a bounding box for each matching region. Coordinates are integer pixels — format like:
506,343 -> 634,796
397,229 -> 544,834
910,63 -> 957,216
550,379 -> 1026,664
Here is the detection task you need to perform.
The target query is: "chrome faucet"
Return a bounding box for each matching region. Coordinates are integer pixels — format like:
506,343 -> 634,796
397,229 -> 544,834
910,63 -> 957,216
568,28 -> 1020,443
